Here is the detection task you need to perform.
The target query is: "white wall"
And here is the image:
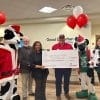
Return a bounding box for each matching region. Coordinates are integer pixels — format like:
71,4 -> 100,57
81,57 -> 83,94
91,24 -> 100,48
21,22 -> 91,49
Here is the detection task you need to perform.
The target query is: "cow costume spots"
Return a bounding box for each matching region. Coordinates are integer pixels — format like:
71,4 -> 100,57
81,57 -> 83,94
0,25 -> 21,100
74,35 -> 98,100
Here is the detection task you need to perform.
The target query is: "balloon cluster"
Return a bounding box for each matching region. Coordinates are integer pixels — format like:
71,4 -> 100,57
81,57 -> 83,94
66,6 -> 88,29
0,12 -> 6,25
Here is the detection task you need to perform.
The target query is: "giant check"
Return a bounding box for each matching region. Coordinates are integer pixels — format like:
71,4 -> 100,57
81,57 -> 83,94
42,50 -> 79,68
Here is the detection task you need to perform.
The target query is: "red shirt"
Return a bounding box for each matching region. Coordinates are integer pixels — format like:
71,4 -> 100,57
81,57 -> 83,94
52,42 -> 73,50
52,42 -> 73,69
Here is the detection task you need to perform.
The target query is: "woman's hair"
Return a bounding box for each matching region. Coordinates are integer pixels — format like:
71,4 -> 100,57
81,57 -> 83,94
95,38 -> 100,48
32,41 -> 42,51
96,38 -> 100,42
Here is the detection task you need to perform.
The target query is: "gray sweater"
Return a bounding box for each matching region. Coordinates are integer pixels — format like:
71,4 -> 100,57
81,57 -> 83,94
18,46 -> 32,73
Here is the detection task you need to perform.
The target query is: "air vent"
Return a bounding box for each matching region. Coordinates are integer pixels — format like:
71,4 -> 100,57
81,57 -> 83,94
62,4 -> 74,11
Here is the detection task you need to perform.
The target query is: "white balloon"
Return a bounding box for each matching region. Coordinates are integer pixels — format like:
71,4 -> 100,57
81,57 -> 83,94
73,6 -> 83,18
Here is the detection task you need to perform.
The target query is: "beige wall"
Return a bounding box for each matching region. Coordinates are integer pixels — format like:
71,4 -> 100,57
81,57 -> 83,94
20,22 -> 91,49
1,21 -> 99,50
91,24 -> 100,48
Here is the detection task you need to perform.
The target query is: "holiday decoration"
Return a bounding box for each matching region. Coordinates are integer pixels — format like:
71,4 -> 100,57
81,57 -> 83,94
77,14 -> 88,28
73,6 -> 83,18
66,6 -> 89,29
0,12 -> 6,24
66,15 -> 77,29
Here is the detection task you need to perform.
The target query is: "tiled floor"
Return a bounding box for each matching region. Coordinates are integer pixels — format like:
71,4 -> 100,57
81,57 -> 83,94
18,75 -> 100,100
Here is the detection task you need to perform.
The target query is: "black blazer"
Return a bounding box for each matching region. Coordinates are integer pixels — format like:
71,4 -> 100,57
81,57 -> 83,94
30,50 -> 49,79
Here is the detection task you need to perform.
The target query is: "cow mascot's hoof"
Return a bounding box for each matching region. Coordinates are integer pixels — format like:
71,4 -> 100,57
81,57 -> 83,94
76,90 -> 88,98
88,93 -> 98,100
11,94 -> 20,100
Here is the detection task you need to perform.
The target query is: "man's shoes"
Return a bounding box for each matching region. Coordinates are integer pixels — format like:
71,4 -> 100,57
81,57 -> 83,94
29,92 -> 35,96
64,93 -> 71,100
56,96 -> 61,100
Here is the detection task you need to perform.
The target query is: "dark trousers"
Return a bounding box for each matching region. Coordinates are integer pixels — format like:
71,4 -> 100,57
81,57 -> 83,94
97,72 -> 100,82
95,67 -> 100,82
87,68 -> 95,84
55,68 -> 72,96
88,68 -> 100,84
34,78 -> 47,100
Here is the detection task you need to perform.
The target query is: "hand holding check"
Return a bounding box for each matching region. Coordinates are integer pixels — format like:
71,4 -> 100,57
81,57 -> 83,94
35,65 -> 45,69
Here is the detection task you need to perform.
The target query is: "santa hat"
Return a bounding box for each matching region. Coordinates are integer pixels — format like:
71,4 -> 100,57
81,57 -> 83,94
77,35 -> 85,45
10,24 -> 20,33
6,24 -> 23,36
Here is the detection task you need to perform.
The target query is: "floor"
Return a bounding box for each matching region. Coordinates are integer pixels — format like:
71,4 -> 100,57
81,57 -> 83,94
17,75 -> 100,100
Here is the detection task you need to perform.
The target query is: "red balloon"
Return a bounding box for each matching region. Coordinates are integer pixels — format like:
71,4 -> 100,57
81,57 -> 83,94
66,15 -> 77,29
0,12 -> 6,24
77,14 -> 88,28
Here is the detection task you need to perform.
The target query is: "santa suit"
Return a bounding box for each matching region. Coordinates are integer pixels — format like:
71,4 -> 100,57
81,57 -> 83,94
0,44 -> 13,83
0,43 -> 19,100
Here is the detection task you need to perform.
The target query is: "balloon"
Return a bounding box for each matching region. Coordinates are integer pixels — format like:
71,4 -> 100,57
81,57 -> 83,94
66,15 -> 77,29
0,12 -> 6,24
73,6 -> 83,18
77,14 -> 88,28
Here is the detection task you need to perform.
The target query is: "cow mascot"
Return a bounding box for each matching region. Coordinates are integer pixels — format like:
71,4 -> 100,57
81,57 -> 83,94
90,42 -> 100,82
0,25 -> 21,100
74,35 -> 98,100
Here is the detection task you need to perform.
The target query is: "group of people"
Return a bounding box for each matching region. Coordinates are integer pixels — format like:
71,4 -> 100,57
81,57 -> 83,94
18,34 -> 100,100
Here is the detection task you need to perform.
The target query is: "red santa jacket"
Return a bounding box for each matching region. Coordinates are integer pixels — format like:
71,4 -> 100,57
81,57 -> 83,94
0,44 -> 19,83
0,45 -> 13,83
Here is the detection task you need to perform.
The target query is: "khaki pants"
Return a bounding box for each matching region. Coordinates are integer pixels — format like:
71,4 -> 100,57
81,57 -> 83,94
21,72 -> 33,98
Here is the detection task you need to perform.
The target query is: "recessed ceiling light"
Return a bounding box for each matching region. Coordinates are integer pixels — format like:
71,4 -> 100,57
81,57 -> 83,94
39,7 -> 57,13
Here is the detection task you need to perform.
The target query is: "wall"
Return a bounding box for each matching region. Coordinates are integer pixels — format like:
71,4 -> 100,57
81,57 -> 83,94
91,24 -> 100,48
21,22 -> 91,49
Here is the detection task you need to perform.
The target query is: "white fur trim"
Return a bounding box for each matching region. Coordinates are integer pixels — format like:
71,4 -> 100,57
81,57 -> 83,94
6,25 -> 15,32
14,75 -> 19,79
0,75 -> 14,84
0,45 -> 11,52
78,40 -> 85,45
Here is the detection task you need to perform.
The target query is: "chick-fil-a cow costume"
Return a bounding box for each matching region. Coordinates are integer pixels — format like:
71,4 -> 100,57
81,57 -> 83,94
0,25 -> 21,100
75,35 -> 98,100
